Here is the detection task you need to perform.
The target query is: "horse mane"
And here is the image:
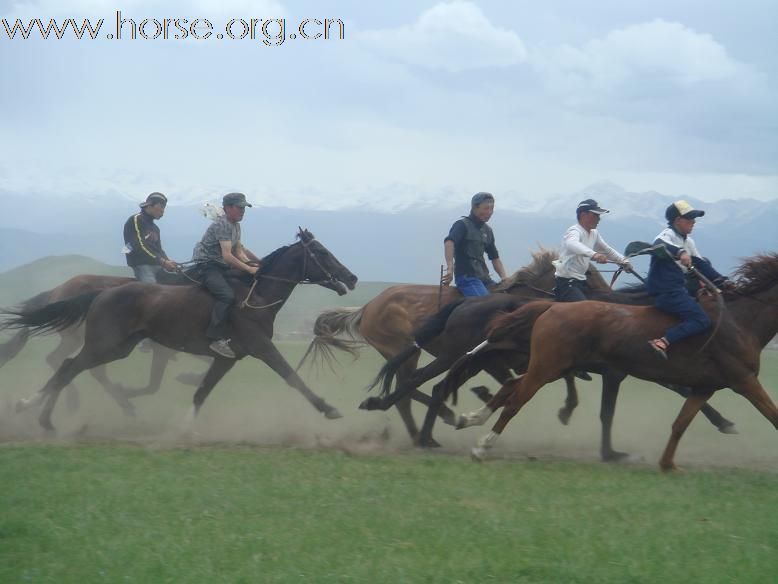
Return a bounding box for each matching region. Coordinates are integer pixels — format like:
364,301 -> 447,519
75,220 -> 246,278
256,229 -> 317,275
494,246 -> 610,292
494,248 -> 558,292
732,253 -> 778,296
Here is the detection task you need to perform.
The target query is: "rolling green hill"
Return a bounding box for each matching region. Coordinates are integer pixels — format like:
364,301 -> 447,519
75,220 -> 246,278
0,255 -> 397,336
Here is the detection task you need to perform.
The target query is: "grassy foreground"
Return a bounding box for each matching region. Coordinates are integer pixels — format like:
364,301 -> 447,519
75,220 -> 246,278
1,443 -> 778,584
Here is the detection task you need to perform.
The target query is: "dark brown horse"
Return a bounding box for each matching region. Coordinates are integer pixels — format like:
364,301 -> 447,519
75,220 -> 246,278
454,253 -> 778,470
300,250 -> 608,442
1,274 -> 213,416
1,229 -> 357,431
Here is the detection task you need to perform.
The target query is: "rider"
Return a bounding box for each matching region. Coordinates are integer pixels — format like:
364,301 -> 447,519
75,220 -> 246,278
192,192 -> 262,359
442,192 -> 508,296
647,200 -> 731,358
554,198 -> 630,302
123,192 -> 178,282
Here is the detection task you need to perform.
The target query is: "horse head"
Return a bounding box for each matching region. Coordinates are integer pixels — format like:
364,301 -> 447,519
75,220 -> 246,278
296,228 -> 358,295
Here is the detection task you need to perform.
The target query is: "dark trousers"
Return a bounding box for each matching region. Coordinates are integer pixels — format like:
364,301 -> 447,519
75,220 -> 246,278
654,290 -> 711,345
200,263 -> 235,340
554,277 -> 588,302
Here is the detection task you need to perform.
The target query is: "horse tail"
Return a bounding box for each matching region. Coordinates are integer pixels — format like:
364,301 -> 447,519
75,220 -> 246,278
365,343 -> 421,396
0,328 -> 30,368
0,291 -> 101,336
487,300 -> 555,343
296,306 -> 366,371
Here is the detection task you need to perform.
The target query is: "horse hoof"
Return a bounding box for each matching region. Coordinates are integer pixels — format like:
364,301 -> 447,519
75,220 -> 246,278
358,397 -> 381,411
470,447 -> 487,462
324,408 -> 343,420
602,450 -> 633,463
718,423 -> 738,435
469,385 -> 493,403
557,408 -> 572,426
455,415 -> 468,430
415,437 -> 441,448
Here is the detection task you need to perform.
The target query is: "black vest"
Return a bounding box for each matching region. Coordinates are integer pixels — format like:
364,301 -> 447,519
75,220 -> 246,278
455,216 -> 494,281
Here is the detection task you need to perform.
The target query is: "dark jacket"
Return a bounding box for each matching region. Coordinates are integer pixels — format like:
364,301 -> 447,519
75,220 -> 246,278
647,227 -> 726,295
445,215 -> 499,281
123,211 -> 168,267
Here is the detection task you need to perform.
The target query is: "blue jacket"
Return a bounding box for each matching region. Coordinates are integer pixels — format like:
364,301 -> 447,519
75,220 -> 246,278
647,227 -> 726,295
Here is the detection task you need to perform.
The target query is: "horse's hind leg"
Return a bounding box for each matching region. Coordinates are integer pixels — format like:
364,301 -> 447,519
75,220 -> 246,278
38,336 -> 140,432
733,376 -> 778,430
46,330 -> 83,414
558,373 -> 579,426
117,344 -> 177,398
599,369 -> 630,463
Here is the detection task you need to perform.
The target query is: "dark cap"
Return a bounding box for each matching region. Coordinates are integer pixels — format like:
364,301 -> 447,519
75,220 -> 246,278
665,200 -> 705,222
577,198 -> 609,215
471,192 -> 495,207
139,192 -> 168,208
222,192 -> 253,208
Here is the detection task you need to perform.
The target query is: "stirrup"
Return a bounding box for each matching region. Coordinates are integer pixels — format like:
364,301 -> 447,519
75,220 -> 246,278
648,338 -> 669,360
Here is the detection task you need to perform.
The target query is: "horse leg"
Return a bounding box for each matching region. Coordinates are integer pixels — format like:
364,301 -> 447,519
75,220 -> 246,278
472,366 -> 559,461
0,328 -> 30,368
732,376 -> 778,430
45,330 -> 83,414
89,365 -> 138,417
658,390 -> 714,472
251,340 -> 342,419
557,373 -> 579,426
175,354 -> 212,387
599,369 -> 630,462
37,336 -> 139,432
408,389 -> 458,427
660,382 -> 737,434
183,358 -> 237,427
118,344 -> 176,398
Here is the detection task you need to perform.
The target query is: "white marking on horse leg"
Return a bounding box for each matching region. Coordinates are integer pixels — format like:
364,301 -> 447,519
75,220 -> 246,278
457,405 -> 494,428
15,391 -> 46,413
471,430 -> 499,461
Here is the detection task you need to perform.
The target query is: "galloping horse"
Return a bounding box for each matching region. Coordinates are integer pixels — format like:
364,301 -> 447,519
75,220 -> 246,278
1,229 -> 357,431
455,253 -> 778,470
0,274 -> 151,415
359,283 -> 736,456
299,250 -> 608,442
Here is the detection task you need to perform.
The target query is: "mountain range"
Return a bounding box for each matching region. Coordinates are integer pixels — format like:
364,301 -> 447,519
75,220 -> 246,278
1,182 -> 775,282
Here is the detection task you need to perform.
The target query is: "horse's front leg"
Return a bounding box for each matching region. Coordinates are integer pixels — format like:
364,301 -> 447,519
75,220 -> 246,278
250,338 -> 342,419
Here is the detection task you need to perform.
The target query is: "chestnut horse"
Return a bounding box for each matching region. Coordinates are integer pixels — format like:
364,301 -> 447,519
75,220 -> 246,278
299,249 -> 608,442
455,253 -> 778,470
1,230 -> 357,431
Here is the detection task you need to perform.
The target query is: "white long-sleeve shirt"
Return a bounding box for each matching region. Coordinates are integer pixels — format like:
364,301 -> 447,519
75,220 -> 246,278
554,223 -> 625,280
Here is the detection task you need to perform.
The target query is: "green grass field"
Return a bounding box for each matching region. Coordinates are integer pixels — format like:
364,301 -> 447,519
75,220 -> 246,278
1,339 -> 777,582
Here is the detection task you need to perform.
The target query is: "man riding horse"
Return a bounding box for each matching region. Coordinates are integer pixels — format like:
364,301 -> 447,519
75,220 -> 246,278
122,192 -> 179,283
647,200 -> 733,358
553,198 -> 632,302
192,192 -> 263,359
441,192 -> 508,296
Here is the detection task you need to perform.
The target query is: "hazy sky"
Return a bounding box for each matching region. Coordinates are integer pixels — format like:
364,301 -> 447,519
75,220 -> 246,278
1,0 -> 776,209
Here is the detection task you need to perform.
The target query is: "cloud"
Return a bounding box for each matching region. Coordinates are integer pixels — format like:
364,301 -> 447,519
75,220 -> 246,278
357,1 -> 528,73
536,19 -> 746,98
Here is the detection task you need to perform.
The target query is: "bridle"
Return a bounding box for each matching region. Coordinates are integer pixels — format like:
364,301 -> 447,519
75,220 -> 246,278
241,238 -> 342,309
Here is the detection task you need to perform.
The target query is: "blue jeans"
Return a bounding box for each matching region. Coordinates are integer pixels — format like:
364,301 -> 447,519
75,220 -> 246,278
455,275 -> 490,297
655,290 -> 711,345
133,264 -> 162,283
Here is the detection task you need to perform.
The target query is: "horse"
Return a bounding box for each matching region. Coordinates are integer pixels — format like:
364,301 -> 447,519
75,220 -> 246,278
359,282 -> 736,457
0,274 -> 154,415
298,249 -> 609,443
1,229 -> 358,431
454,253 -> 778,470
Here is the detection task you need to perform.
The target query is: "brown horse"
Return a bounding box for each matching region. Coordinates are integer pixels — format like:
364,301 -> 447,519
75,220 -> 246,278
455,253 -> 778,470
300,249 -> 609,442
1,274 -> 212,416
0,274 -> 148,414
1,229 -> 357,431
